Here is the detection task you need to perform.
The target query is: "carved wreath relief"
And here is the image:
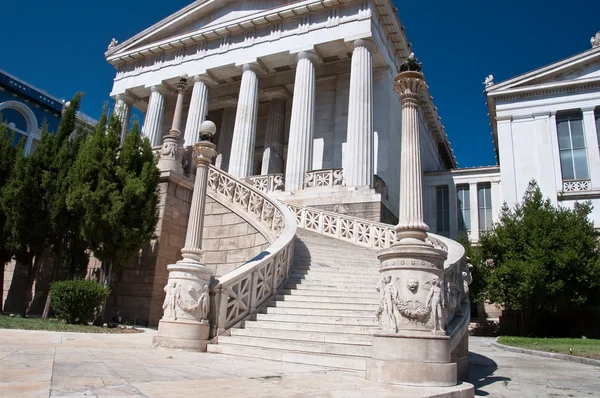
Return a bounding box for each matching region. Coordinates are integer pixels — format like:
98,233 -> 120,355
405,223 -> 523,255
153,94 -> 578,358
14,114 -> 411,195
162,282 -> 210,322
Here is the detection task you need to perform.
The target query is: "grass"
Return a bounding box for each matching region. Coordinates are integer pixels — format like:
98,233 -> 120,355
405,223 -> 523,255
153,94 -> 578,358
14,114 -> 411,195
0,315 -> 142,334
498,336 -> 600,360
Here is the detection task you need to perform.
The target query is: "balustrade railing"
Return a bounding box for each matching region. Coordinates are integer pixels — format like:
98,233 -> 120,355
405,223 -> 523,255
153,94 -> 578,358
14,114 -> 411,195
304,168 -> 345,188
245,173 -> 285,193
563,179 -> 591,192
207,166 -> 297,336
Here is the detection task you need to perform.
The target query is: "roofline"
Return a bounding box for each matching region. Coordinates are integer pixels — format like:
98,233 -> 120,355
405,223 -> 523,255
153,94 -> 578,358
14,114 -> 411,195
425,165 -> 500,177
0,69 -> 63,105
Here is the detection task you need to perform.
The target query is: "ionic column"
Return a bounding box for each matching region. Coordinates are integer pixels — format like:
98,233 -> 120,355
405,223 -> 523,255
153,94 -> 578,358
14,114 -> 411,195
114,94 -> 134,144
285,51 -> 319,191
157,78 -> 187,174
262,89 -> 288,175
346,39 -> 375,188
229,64 -> 261,178
215,99 -> 237,171
142,85 -> 168,147
183,75 -> 211,146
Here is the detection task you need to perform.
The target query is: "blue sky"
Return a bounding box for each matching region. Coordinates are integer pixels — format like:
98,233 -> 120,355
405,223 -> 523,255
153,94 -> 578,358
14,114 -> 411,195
1,0 -> 599,167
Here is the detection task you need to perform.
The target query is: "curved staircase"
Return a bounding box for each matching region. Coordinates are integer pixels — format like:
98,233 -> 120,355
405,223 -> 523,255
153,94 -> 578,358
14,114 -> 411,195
207,228 -> 380,370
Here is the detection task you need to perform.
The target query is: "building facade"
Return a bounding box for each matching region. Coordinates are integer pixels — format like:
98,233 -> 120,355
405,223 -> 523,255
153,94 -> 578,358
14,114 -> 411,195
105,0 -> 456,223
0,70 -> 97,155
486,37 -> 600,228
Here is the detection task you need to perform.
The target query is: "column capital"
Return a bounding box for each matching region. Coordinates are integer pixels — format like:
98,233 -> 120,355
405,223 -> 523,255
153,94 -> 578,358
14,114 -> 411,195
151,84 -> 170,96
350,38 -> 376,53
581,106 -> 597,114
263,87 -> 290,101
192,74 -> 214,85
241,63 -> 265,75
115,93 -> 135,105
393,71 -> 428,99
176,77 -> 188,93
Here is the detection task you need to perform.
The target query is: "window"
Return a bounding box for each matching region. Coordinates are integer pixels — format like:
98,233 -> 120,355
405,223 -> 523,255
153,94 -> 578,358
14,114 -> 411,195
478,183 -> 493,231
457,185 -> 470,232
436,186 -> 449,237
557,112 -> 589,180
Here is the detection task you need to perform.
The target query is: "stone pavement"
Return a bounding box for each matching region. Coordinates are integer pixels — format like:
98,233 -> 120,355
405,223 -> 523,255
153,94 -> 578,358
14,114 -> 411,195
0,329 -> 597,397
468,337 -> 600,397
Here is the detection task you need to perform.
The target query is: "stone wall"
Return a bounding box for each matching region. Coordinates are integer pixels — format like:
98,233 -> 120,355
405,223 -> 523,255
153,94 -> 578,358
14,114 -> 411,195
311,201 -> 397,225
202,196 -> 270,277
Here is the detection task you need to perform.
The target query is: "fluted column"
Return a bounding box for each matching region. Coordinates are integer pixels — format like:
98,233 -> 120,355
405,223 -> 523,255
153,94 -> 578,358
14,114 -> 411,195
179,142 -> 218,263
142,85 -> 168,147
394,71 -> 429,242
229,64 -> 261,178
262,89 -> 288,175
114,94 -> 134,144
346,39 -> 375,188
285,51 -> 318,191
215,99 -> 237,171
183,75 -> 211,146
157,79 -> 187,174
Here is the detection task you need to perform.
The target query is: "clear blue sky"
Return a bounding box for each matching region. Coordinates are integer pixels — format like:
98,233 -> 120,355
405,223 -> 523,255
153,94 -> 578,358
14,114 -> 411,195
2,0 -> 599,167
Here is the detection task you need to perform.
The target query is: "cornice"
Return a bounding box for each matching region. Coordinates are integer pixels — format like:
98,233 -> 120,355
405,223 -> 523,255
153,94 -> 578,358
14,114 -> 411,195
489,78 -> 600,102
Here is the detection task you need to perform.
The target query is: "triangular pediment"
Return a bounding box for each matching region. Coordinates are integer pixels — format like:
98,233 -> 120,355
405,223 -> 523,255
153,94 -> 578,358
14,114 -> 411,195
486,46 -> 600,95
107,0 -> 295,59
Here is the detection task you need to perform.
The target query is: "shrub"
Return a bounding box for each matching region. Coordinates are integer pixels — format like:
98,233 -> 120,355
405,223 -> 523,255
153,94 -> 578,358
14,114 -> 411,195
50,279 -> 110,324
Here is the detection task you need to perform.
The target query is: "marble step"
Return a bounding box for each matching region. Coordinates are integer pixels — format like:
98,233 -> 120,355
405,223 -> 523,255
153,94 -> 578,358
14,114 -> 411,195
292,263 -> 380,273
255,313 -> 378,325
286,277 -> 378,286
288,274 -> 379,284
275,294 -> 378,304
280,288 -> 378,299
216,335 -> 372,357
293,256 -> 378,266
206,343 -> 367,371
283,283 -> 377,293
243,320 -> 378,335
269,300 -> 378,311
265,306 -> 375,317
230,326 -> 373,345
291,268 -> 379,277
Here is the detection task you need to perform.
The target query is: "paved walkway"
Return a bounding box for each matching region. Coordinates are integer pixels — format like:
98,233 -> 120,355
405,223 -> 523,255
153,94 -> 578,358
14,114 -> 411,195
0,329 -> 597,397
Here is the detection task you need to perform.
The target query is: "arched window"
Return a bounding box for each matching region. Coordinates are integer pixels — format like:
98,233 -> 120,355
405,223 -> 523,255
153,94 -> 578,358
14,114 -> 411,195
0,100 -> 40,155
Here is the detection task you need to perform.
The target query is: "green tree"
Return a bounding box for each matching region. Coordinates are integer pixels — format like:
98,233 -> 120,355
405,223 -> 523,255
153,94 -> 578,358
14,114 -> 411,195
0,123 -> 20,313
67,113 -> 159,288
479,181 -> 600,335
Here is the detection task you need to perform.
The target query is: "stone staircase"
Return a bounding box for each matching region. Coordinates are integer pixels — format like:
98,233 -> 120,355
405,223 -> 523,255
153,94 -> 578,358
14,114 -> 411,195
207,228 -> 381,371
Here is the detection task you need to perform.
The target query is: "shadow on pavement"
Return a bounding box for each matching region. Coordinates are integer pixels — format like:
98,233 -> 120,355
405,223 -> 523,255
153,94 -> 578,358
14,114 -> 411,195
467,351 -> 511,396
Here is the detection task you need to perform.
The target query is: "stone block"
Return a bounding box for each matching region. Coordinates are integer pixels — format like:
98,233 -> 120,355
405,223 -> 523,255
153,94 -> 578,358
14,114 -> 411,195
206,225 -> 230,238
219,237 -> 240,250
255,234 -> 268,246
215,263 -> 237,277
203,214 -> 223,227
228,223 -> 248,237
202,238 -> 219,251
204,251 -> 227,264
238,234 -> 256,249
210,202 -> 231,215
222,213 -> 243,225
226,248 -> 248,263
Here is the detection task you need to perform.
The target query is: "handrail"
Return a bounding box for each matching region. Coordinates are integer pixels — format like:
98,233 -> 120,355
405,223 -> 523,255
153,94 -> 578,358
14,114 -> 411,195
283,201 -> 471,336
206,166 -> 297,337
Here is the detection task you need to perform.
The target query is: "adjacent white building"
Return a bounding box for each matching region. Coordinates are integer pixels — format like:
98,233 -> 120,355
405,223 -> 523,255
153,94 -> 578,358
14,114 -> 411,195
486,35 -> 600,228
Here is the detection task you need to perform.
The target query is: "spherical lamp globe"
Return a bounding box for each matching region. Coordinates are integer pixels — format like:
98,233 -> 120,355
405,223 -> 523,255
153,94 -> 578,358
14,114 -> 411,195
199,120 -> 217,142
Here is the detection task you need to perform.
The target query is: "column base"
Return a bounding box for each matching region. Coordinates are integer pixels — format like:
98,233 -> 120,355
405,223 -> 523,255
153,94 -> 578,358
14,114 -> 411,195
153,319 -> 210,351
366,332 -> 457,387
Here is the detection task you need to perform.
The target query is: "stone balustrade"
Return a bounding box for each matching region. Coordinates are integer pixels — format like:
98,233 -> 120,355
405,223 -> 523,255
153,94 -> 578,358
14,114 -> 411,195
207,166 -> 297,335
563,179 -> 591,192
304,168 -> 346,188
244,173 -> 285,193
284,202 -> 470,336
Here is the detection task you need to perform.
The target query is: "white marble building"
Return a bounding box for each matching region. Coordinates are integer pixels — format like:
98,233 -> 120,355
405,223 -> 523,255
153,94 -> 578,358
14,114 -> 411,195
104,0 -> 455,222
486,35 -> 600,228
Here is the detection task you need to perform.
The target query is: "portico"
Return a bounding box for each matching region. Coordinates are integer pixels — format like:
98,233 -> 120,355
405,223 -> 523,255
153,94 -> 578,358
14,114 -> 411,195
105,0 -> 455,223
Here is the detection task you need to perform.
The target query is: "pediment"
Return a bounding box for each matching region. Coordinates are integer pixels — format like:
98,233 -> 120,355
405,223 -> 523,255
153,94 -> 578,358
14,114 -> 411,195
487,46 -> 600,95
107,0 -> 294,59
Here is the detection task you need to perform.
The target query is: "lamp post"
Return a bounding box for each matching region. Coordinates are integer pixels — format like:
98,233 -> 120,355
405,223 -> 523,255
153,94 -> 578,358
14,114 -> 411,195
153,120 -> 217,352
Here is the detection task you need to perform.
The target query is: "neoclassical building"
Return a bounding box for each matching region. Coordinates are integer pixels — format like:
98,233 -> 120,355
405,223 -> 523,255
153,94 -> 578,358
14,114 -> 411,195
105,0 -> 456,223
